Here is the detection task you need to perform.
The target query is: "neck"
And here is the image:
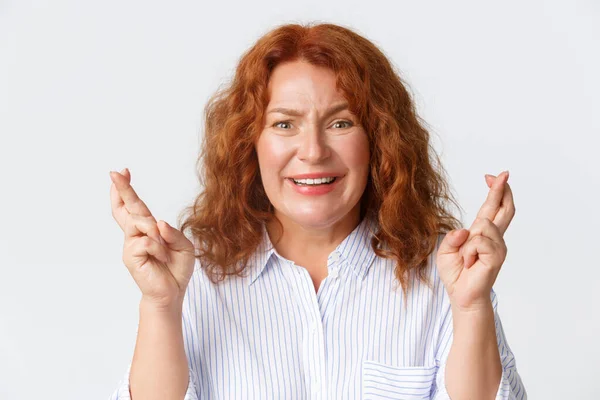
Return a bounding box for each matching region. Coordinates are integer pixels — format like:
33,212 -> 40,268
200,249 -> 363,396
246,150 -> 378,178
266,205 -> 361,266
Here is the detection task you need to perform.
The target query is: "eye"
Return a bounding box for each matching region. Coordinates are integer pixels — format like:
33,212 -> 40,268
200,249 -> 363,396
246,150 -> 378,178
332,120 -> 354,129
271,119 -> 354,130
273,120 -> 293,129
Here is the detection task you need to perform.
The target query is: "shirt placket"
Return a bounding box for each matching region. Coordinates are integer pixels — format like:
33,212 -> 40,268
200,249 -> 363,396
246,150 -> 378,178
288,263 -> 326,400
309,252 -> 346,400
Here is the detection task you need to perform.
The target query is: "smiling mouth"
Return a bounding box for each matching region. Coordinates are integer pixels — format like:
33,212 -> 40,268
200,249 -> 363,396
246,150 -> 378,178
288,177 -> 338,186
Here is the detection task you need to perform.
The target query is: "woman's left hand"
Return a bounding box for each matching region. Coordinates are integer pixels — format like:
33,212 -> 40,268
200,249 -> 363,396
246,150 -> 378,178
436,171 -> 516,312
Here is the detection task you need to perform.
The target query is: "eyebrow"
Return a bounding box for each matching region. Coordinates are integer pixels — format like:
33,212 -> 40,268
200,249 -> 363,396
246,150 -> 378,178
267,102 -> 349,118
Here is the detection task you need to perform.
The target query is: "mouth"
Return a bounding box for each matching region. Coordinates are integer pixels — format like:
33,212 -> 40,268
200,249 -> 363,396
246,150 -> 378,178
286,176 -> 342,186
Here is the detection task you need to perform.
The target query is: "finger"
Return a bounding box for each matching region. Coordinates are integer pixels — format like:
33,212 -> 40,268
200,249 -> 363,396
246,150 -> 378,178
486,178 -> 513,232
466,217 -> 505,248
109,168 -> 155,220
462,234 -> 494,269
462,218 -> 506,268
483,174 -> 515,235
437,228 -> 470,256
473,170 -> 509,227
110,168 -> 131,230
462,232 -> 505,270
157,219 -> 194,252
494,181 -> 515,235
127,235 -> 171,265
124,213 -> 166,248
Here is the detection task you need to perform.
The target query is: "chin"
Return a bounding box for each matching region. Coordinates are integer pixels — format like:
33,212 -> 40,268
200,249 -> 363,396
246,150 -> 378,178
289,211 -> 346,228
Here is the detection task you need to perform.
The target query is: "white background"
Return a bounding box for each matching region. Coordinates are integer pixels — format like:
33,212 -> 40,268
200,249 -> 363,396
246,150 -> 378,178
1,0 -> 598,399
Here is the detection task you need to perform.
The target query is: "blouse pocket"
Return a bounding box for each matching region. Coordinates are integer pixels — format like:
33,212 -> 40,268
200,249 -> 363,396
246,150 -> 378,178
362,359 -> 437,400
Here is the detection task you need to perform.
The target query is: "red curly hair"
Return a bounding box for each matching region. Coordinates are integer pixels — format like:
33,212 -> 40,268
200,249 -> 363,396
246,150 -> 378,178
178,21 -> 463,300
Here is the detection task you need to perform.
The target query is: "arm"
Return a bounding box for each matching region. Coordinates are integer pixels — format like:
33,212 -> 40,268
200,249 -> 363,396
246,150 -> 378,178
433,172 -> 526,399
433,288 -> 527,400
446,299 -> 502,399
108,296 -> 200,400
107,168 -> 201,399
128,298 -> 192,400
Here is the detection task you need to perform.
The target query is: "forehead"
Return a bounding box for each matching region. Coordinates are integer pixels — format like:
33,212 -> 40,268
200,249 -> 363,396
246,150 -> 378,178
266,60 -> 346,106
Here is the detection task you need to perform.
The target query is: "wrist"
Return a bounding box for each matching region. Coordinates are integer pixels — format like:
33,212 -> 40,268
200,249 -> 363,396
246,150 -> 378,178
451,300 -> 496,340
449,292 -> 494,315
140,295 -> 184,317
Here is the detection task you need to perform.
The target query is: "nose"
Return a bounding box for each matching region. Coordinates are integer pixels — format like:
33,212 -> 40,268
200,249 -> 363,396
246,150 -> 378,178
296,125 -> 331,163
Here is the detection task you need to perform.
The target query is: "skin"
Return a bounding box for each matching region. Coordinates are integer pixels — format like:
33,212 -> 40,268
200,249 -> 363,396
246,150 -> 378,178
109,168 -> 196,400
255,60 -> 370,292
437,170 -> 517,399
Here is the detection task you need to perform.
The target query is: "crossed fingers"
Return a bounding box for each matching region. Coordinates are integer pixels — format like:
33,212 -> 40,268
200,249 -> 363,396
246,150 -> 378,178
109,168 -> 162,244
461,171 -> 515,268
472,170 -> 515,235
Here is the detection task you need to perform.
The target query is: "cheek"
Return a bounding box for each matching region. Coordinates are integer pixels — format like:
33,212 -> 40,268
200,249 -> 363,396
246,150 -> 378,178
256,135 -> 290,177
338,134 -> 370,169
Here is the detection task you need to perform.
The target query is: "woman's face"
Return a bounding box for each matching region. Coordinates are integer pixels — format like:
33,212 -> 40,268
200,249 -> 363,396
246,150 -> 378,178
255,60 -> 370,229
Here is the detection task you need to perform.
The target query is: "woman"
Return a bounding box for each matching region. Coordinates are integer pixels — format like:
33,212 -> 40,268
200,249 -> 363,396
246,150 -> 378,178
109,22 -> 526,399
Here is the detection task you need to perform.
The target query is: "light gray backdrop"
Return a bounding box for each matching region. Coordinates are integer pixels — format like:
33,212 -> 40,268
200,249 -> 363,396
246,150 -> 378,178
1,0 -> 598,399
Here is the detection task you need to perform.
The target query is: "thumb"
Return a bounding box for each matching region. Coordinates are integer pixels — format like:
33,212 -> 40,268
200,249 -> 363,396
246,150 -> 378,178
438,229 -> 469,256
157,220 -> 193,252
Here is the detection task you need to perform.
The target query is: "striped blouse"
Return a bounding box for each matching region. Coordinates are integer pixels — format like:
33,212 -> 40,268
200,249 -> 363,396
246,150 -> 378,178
109,216 -> 527,399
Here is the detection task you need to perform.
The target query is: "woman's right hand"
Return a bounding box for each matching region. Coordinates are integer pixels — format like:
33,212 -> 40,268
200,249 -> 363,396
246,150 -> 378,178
109,168 -> 196,311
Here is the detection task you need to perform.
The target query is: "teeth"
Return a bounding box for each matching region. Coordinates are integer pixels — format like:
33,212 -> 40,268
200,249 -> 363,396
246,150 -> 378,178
292,177 -> 336,185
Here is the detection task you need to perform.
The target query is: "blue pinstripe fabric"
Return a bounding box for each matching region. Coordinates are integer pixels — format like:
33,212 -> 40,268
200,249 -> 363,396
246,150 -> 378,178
110,216 -> 527,399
